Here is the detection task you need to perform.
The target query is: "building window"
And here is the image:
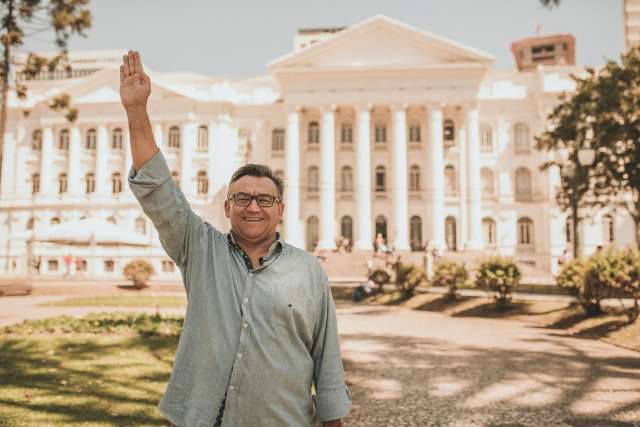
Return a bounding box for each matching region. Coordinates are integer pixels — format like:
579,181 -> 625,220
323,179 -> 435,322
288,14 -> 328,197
50,217 -> 61,225
515,168 -> 533,201
106,216 -> 117,224
410,216 -> 422,251
32,130 -> 42,150
26,217 -> 34,230
135,217 -> 146,234
307,166 -> 319,193
104,259 -> 115,273
306,216 -> 319,251
341,216 -> 353,241
603,214 -> 615,244
341,166 -> 353,192
48,259 -> 59,272
409,165 -> 421,191
307,121 -> 320,144
514,123 -> 530,151
112,128 -> 123,150
112,172 -> 122,194
58,173 -> 68,194
445,165 -> 457,196
171,170 -> 180,187
85,173 -> 95,194
518,217 -> 534,246
85,128 -> 97,150
197,125 -> 208,152
272,128 -> 285,152
168,126 -> 181,148
409,123 -> 421,143
482,218 -> 497,247
375,215 -> 387,240
58,129 -> 70,151
480,125 -> 493,151
481,168 -> 495,197
375,123 -> 387,144
565,217 -> 573,244
375,166 -> 386,192
443,119 -> 455,143
445,216 -> 457,251
162,260 -> 175,272
197,170 -> 208,195
341,124 -> 353,144
31,173 -> 40,194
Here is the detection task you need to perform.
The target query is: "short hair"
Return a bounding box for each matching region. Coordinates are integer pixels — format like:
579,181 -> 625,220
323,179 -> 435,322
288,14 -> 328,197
228,164 -> 284,199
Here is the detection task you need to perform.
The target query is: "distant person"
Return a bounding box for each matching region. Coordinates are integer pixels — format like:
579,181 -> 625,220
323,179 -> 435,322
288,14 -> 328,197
63,254 -> 73,277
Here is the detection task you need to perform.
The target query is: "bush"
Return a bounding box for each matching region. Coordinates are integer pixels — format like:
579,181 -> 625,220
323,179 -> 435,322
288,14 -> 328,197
369,268 -> 391,290
123,259 -> 155,289
476,257 -> 521,306
392,263 -> 427,296
431,260 -> 469,298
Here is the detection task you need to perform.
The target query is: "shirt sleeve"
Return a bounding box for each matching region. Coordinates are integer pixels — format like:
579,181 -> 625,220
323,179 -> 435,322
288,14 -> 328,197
127,150 -> 202,270
311,280 -> 352,422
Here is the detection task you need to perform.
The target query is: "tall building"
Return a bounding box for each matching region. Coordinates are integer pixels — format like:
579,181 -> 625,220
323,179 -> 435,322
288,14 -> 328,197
0,15 -> 634,279
625,0 -> 640,50
511,34 -> 575,71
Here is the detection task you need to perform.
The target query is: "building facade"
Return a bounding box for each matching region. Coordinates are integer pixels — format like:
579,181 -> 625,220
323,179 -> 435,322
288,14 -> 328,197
0,16 -> 635,279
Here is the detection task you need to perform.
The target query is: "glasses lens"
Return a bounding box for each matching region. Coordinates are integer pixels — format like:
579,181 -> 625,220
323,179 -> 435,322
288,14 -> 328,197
234,194 -> 252,206
256,195 -> 275,207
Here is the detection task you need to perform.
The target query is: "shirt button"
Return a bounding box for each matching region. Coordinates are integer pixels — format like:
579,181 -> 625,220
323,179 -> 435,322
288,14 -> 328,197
243,323 -> 248,328
249,273 -> 253,277
237,353 -> 243,358
229,385 -> 234,390
243,298 -> 249,303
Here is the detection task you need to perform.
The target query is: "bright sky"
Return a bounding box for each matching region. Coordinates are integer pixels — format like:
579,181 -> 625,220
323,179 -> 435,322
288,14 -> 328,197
24,0 -> 623,79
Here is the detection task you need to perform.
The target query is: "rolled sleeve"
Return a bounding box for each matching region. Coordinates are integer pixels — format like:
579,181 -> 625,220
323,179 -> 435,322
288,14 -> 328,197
317,385 -> 352,422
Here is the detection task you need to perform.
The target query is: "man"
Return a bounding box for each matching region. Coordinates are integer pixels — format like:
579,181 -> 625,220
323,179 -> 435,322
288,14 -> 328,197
120,51 -> 351,427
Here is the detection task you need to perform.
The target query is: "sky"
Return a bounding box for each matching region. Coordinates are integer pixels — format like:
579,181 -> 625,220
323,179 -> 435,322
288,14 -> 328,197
24,0 -> 624,79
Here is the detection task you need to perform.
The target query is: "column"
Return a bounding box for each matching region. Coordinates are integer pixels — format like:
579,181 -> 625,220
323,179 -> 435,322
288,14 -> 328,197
392,105 -> 410,250
180,122 -> 197,197
285,108 -> 304,248
68,127 -> 82,196
317,106 -> 337,250
466,106 -> 483,249
457,124 -> 468,248
14,141 -> 28,200
354,105 -> 373,250
95,125 -> 109,196
207,120 -> 217,200
39,127 -> 54,196
1,132 -> 16,197
122,128 -> 133,195
428,107 -> 445,248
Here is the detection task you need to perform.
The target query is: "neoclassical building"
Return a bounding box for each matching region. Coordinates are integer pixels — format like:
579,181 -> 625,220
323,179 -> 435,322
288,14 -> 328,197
0,16 -> 635,279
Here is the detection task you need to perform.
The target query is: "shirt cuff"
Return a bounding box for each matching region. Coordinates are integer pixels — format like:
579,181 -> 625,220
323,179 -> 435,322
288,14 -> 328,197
317,385 -> 352,422
127,149 -> 168,183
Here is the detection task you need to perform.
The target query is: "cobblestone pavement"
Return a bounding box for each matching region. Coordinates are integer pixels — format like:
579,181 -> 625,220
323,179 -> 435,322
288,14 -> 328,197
336,302 -> 640,427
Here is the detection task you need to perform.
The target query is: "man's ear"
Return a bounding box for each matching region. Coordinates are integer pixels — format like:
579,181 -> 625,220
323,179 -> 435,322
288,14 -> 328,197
277,201 -> 285,218
224,200 -> 230,219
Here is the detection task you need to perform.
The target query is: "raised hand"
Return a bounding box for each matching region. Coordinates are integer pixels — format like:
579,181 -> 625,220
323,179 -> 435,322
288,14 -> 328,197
120,50 -> 150,111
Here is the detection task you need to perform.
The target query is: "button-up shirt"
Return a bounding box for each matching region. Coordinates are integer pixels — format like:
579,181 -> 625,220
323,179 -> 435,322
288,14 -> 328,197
128,151 -> 351,427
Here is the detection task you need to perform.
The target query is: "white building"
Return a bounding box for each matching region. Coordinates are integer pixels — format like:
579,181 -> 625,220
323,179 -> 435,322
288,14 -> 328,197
0,15 -> 635,279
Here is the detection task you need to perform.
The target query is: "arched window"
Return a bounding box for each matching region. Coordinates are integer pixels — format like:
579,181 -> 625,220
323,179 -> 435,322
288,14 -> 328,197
409,165 -> 421,191
341,123 -> 353,144
168,126 -> 181,148
85,128 -> 97,150
31,130 -> 42,151
375,123 -> 387,144
111,172 -> 122,194
197,170 -> 208,195
26,217 -> 34,230
58,173 -> 68,194
445,216 -> 457,251
375,166 -> 386,192
106,216 -> 117,224
58,129 -> 70,151
197,125 -> 208,152
603,214 -> 615,244
480,124 -> 493,151
50,217 -> 61,225
135,217 -> 147,234
306,216 -> 319,251
515,168 -> 533,201
272,128 -> 285,152
409,123 -> 421,143
375,215 -> 387,240
443,119 -> 455,142
445,165 -> 457,196
307,166 -> 319,193
341,216 -> 353,241
85,172 -> 95,194
307,121 -> 320,144
517,217 -> 534,246
410,216 -> 422,251
481,168 -> 495,197
482,217 -> 496,247
340,166 -> 353,192
171,170 -> 179,187
31,173 -> 40,194
112,128 -> 123,149
514,123 -> 530,151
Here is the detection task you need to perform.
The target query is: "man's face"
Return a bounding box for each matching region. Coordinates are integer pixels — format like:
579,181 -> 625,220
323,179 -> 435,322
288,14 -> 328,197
224,175 -> 284,244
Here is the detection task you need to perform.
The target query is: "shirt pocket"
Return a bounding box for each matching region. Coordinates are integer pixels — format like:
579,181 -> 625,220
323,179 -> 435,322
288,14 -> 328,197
271,283 -> 313,334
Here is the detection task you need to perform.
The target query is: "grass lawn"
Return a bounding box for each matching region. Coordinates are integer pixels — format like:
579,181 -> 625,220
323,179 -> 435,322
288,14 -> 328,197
0,314 -> 180,427
39,296 -> 186,308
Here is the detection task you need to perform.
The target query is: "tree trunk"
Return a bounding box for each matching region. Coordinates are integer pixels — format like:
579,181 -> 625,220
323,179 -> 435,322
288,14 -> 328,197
572,193 -> 580,258
0,0 -> 15,190
634,198 -> 640,249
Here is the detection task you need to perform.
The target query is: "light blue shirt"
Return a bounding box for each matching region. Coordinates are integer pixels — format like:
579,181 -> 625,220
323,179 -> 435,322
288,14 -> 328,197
128,151 -> 351,427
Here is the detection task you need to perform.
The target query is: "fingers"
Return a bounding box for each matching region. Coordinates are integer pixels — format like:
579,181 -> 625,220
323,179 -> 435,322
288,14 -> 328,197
119,65 -> 125,84
122,54 -> 130,78
132,51 -> 144,74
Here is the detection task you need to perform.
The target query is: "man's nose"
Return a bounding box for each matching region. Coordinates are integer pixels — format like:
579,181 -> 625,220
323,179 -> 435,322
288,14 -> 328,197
246,199 -> 261,211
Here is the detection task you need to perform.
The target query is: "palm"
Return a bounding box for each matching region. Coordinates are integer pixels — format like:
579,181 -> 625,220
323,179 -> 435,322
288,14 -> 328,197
120,73 -> 150,109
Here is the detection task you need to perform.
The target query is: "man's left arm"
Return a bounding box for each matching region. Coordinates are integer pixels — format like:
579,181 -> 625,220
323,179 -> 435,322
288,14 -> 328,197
311,280 -> 352,425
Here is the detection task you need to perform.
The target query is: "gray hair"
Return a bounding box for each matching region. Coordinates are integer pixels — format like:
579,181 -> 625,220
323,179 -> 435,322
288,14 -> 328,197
228,164 -> 284,199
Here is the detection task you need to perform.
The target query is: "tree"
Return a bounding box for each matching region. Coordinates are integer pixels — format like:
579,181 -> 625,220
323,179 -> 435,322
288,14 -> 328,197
0,0 -> 91,187
540,0 -> 560,7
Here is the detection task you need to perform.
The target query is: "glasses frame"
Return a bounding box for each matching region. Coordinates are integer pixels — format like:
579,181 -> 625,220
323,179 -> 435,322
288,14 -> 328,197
228,192 -> 281,208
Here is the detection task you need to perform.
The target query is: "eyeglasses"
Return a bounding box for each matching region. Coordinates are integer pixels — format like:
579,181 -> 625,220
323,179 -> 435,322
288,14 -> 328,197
229,192 -> 280,207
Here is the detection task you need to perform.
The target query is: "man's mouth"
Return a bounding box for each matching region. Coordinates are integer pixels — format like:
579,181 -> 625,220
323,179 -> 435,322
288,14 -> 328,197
243,218 -> 264,222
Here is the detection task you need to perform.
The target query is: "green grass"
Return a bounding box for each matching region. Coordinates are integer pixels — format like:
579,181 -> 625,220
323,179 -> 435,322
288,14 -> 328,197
39,296 -> 186,308
0,314 -> 181,426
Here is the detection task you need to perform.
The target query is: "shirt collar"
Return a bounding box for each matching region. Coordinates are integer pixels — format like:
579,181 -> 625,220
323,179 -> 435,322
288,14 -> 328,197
227,230 -> 283,270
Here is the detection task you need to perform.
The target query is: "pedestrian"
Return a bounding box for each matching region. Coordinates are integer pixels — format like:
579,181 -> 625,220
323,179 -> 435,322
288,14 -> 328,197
121,50 -> 350,427
63,254 -> 73,277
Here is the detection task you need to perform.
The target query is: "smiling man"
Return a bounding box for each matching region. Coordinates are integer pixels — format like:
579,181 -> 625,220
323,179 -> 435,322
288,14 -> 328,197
120,50 -> 351,427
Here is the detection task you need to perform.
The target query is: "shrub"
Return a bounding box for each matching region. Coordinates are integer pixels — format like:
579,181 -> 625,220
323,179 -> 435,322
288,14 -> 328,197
431,260 -> 469,298
392,263 -> 427,296
123,259 -> 155,289
476,257 -> 521,306
369,268 -> 391,290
